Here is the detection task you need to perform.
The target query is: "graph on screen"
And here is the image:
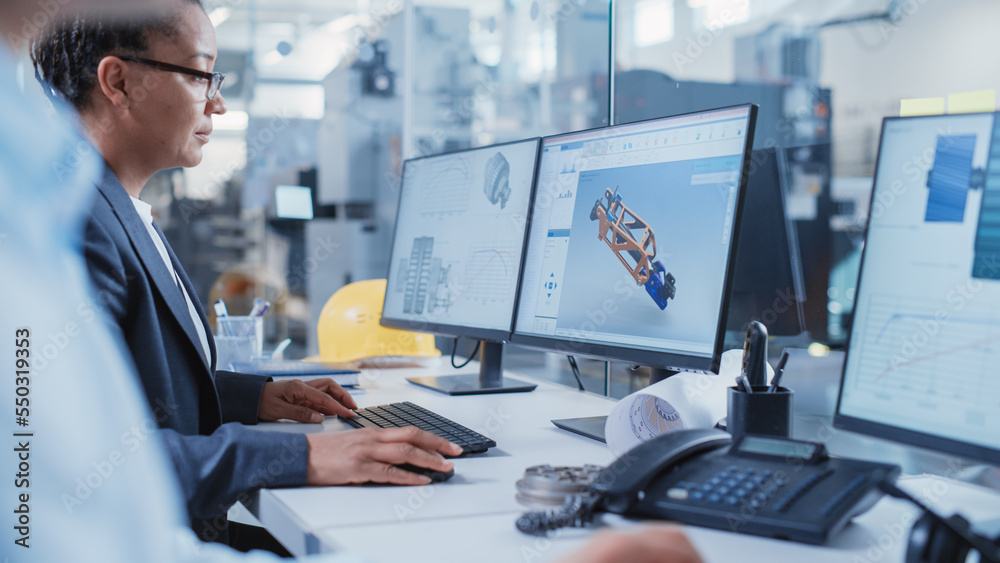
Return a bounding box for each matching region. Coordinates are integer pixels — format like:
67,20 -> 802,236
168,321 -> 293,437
851,293 -> 1000,407
419,156 -> 474,216
461,245 -> 518,302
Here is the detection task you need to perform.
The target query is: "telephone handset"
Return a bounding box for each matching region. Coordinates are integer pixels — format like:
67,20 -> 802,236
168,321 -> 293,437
741,320 -> 769,387
589,428 -> 732,514
517,429 -> 900,545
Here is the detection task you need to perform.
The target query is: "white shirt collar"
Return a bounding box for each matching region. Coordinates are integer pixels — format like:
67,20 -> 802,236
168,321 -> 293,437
130,196 -> 154,226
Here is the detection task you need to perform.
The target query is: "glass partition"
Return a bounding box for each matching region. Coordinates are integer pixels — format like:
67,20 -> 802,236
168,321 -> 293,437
402,0 -> 612,159
614,0 -> 999,346
137,0 -> 999,385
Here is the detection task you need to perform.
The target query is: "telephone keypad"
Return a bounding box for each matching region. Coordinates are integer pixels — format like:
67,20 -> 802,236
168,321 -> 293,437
666,466 -> 797,510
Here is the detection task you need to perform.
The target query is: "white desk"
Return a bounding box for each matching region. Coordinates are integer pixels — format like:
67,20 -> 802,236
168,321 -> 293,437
253,361 -> 1000,562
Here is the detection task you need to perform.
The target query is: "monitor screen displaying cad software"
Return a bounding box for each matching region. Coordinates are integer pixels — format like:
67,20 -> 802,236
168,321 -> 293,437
513,105 -> 757,372
382,139 -> 540,340
836,112 -> 1000,463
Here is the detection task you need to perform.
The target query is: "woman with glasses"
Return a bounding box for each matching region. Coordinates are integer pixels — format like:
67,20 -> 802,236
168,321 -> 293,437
12,0 -> 710,561
31,0 -> 461,552
28,2 -> 707,562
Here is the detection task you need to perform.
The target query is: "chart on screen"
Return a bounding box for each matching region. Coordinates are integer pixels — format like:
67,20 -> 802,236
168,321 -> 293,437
851,294 -> 1000,412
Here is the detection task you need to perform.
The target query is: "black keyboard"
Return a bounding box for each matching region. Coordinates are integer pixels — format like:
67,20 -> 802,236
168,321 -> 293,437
342,401 -> 496,454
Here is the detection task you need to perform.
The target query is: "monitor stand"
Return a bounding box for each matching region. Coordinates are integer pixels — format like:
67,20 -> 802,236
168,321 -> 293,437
406,341 -> 537,395
550,367 -> 679,443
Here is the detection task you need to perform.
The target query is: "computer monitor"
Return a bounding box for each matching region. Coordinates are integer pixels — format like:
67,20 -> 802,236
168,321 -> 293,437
382,138 -> 541,395
724,147 -> 807,341
835,112 -> 1000,465
513,104 -> 758,376
275,185 -> 315,220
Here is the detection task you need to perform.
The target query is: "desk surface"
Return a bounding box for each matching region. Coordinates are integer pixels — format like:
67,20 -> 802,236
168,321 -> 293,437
254,360 -> 1000,562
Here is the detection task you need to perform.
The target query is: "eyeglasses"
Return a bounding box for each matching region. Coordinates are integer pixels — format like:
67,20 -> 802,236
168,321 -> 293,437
118,56 -> 226,101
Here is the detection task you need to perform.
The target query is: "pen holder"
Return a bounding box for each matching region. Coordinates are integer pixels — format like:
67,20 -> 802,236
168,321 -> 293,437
726,386 -> 793,441
215,316 -> 263,370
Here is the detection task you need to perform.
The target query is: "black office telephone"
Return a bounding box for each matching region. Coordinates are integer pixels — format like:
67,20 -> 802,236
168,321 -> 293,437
517,428 -> 900,545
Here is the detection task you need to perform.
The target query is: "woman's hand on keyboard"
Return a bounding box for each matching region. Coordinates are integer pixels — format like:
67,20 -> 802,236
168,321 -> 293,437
304,427 -> 463,486
258,378 -> 359,423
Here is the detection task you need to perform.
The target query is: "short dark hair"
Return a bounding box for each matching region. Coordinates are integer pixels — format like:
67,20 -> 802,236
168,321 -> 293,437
31,0 -> 205,111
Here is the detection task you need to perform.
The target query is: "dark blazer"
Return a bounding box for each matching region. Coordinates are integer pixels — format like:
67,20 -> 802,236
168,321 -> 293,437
82,166 -> 308,539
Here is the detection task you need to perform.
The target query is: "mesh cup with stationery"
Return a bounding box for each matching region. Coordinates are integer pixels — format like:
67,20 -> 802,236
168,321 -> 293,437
215,316 -> 264,370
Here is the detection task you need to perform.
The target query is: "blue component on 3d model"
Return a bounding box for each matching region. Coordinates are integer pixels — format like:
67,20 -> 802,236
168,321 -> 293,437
643,261 -> 676,311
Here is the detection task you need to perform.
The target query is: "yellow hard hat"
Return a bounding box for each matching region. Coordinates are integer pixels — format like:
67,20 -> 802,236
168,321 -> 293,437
317,279 -> 440,363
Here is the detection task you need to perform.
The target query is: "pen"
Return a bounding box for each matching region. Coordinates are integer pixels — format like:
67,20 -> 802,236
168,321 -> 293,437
271,338 -> 292,359
247,299 -> 264,318
736,372 -> 753,393
214,300 -> 230,335
768,350 -> 790,393
256,301 -> 271,317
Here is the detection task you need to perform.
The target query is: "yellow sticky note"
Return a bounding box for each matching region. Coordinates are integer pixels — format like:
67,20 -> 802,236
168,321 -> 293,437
900,97 -> 945,117
948,90 -> 996,114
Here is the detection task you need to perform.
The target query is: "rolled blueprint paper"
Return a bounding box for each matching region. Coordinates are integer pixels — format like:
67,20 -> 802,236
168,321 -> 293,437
605,349 -> 774,456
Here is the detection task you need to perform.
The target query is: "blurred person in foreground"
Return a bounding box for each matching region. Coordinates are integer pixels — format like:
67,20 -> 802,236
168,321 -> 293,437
30,0 -> 460,548
0,1 -> 703,561
0,3 -> 324,562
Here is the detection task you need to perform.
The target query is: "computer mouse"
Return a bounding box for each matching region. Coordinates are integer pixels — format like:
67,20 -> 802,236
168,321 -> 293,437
396,463 -> 455,483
